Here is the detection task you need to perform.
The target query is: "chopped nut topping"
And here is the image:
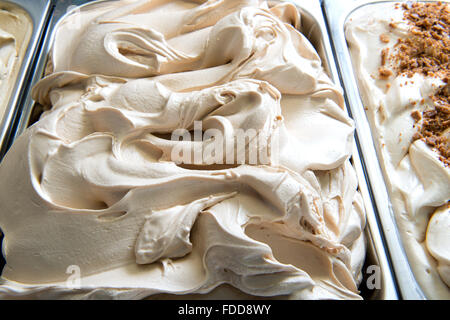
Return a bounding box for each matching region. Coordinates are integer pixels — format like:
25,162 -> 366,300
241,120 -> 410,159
390,2 -> 449,79
388,2 -> 450,166
412,86 -> 450,166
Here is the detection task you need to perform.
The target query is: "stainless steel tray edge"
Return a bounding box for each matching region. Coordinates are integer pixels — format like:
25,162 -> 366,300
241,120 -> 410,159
0,0 -> 52,160
322,0 -> 430,300
7,0 -> 398,300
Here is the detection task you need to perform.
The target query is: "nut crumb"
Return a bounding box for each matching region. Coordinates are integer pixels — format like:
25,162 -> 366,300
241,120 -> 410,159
379,67 -> 393,79
383,2 -> 450,166
381,48 -> 390,66
380,34 -> 390,43
411,110 -> 422,121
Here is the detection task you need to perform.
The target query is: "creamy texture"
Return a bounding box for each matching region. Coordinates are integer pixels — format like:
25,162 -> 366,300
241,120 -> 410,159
346,2 -> 450,299
0,3 -> 32,121
0,0 -> 366,299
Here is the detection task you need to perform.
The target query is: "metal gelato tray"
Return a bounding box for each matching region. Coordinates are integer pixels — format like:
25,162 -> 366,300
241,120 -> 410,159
0,0 -> 52,160
4,0 -> 398,300
322,0 -> 447,300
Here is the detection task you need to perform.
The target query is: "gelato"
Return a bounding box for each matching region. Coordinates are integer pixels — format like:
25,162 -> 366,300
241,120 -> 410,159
0,0 -> 366,299
346,1 -> 449,299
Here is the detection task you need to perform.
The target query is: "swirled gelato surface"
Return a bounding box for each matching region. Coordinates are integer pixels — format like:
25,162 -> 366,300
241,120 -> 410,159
0,2 -> 32,122
0,0 -> 366,299
346,1 -> 450,299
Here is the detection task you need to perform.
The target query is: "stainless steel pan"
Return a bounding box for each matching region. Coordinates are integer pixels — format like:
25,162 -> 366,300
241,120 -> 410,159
5,0 -> 398,300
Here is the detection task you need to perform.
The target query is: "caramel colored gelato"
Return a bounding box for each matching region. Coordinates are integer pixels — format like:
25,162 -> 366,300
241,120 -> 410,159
0,0 -> 366,299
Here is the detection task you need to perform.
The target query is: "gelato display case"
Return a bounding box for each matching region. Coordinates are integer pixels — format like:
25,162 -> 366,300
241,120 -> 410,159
0,0 -> 448,300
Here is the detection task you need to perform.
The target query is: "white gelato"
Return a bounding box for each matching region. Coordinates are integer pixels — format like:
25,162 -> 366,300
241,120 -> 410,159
346,1 -> 450,299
